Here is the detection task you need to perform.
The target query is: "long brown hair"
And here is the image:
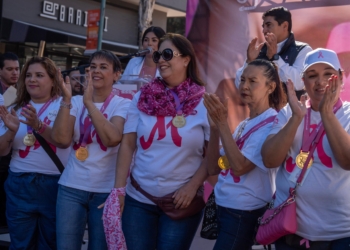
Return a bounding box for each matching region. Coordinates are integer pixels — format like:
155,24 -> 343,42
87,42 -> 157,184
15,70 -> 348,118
13,57 -> 61,110
158,33 -> 205,86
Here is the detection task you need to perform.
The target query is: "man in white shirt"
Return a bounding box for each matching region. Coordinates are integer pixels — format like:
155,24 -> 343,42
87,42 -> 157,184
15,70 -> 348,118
235,7 -> 312,99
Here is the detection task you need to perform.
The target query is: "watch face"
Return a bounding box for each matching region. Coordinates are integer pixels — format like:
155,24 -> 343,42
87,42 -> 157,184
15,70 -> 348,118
273,54 -> 279,60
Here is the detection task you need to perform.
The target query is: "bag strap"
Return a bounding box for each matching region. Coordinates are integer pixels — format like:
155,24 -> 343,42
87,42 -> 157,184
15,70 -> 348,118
33,132 -> 64,173
130,174 -> 158,204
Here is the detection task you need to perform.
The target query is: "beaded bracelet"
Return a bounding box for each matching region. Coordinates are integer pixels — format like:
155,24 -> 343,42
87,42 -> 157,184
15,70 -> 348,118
36,122 -> 47,134
60,100 -> 72,109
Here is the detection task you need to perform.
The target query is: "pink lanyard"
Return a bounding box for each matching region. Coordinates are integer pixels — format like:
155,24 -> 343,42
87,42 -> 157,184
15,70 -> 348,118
26,98 -> 54,134
301,99 -> 342,153
78,93 -> 114,147
236,115 -> 276,149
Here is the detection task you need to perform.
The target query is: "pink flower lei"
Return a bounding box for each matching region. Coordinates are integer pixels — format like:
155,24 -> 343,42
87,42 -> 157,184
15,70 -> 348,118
137,77 -> 205,117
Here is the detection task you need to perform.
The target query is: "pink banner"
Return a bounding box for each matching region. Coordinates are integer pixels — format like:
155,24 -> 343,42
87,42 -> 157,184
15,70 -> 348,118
187,0 -> 350,129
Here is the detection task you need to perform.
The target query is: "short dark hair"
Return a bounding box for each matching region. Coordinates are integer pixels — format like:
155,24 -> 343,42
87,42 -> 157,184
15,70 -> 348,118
89,50 -> 121,72
247,59 -> 287,110
0,52 -> 19,69
262,7 -> 292,33
142,26 -> 166,45
158,33 -> 205,86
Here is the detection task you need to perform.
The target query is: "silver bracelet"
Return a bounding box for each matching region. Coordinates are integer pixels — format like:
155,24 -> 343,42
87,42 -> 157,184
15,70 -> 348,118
60,101 -> 72,109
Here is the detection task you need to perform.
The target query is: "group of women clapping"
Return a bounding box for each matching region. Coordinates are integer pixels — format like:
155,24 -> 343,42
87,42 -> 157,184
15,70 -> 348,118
0,25 -> 349,250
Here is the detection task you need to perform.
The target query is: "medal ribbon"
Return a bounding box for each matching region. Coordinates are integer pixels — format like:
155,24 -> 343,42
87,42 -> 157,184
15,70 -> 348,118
235,115 -> 276,149
26,98 -> 54,134
78,93 -> 114,147
301,98 -> 342,153
170,90 -> 184,115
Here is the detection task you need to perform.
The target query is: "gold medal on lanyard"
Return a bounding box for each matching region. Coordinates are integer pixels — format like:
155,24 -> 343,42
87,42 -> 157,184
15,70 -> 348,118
218,155 -> 230,170
295,151 -> 313,169
172,115 -> 186,128
23,133 -> 36,146
75,147 -> 89,161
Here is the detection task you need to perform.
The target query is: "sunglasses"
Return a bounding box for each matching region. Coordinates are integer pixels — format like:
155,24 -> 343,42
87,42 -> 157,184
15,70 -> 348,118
152,48 -> 182,63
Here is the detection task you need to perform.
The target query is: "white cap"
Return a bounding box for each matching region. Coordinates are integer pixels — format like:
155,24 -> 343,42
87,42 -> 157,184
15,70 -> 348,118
303,48 -> 341,72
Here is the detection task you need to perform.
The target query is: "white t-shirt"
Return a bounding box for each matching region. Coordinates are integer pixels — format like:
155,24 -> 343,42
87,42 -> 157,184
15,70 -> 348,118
124,92 -> 210,205
215,108 -> 278,210
269,102 -> 350,241
0,97 -> 70,175
0,94 -> 4,105
58,95 -> 130,193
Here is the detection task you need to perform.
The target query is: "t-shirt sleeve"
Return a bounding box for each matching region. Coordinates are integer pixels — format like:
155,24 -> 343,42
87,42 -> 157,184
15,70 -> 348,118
241,125 -> 272,172
69,96 -> 82,117
111,97 -> 131,119
269,105 -> 291,135
123,93 -> 140,134
202,101 -> 210,141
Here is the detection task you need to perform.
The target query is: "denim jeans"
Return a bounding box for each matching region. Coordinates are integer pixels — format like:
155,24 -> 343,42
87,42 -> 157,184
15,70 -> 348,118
56,185 -> 108,250
213,205 -> 266,250
4,170 -> 60,250
275,235 -> 350,250
122,194 -> 203,250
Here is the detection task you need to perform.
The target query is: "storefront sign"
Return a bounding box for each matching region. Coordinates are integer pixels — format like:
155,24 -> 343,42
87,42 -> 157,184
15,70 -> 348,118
39,0 -> 108,32
85,9 -> 100,53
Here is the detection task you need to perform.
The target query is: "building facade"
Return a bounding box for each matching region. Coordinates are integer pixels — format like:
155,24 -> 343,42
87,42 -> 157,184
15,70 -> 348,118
0,0 -> 186,69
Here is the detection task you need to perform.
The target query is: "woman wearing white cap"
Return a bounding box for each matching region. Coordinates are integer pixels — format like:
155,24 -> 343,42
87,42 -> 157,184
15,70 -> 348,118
262,48 -> 350,249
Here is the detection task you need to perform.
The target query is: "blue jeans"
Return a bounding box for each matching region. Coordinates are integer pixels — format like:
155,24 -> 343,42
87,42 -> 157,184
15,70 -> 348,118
213,205 -> 266,250
4,170 -> 60,250
56,185 -> 108,250
275,235 -> 350,250
122,194 -> 203,250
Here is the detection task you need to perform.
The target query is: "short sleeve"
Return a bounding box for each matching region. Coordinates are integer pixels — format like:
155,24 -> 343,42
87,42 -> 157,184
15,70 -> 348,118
70,96 -> 82,117
123,92 -> 140,134
111,97 -> 131,119
269,105 -> 292,135
241,125 -> 272,172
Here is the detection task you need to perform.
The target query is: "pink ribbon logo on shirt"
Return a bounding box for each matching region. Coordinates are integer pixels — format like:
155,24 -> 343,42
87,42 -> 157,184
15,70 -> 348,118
318,51 -> 324,58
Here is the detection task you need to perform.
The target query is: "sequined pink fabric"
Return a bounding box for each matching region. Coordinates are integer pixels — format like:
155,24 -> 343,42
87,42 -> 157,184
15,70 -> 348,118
137,77 -> 205,117
103,187 -> 127,250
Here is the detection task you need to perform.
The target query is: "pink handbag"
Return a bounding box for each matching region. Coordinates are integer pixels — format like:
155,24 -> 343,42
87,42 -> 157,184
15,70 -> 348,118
256,188 -> 297,245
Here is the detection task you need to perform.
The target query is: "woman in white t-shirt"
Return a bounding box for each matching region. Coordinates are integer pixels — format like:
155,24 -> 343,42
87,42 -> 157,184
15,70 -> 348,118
119,26 -> 165,84
262,49 -> 350,249
109,33 -> 210,250
204,59 -> 286,250
51,50 -> 130,250
0,57 -> 71,249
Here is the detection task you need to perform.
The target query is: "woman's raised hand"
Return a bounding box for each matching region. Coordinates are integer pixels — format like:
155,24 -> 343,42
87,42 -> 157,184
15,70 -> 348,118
83,73 -> 93,106
58,68 -> 72,101
20,104 -> 41,130
319,74 -> 340,114
0,106 -> 20,133
286,79 -> 307,119
203,93 -> 228,128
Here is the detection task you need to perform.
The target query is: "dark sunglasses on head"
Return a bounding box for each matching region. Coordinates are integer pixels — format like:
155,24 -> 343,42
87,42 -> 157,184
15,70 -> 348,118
152,48 -> 182,63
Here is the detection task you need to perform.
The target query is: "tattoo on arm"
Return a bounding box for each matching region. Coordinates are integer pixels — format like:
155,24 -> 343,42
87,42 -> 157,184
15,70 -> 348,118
7,139 -> 13,148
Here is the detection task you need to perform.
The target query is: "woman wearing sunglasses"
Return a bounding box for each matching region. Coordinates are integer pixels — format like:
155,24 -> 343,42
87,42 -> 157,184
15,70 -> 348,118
111,33 -> 209,250
119,26 -> 165,83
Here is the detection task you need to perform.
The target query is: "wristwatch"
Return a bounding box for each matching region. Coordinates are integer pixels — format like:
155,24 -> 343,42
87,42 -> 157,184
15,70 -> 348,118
270,54 -> 279,61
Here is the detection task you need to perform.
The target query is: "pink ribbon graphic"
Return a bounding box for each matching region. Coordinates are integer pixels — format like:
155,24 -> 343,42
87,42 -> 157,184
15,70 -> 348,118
300,238 -> 310,248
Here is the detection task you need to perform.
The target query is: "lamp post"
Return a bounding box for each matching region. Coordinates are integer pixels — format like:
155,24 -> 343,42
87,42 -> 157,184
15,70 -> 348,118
97,0 -> 106,50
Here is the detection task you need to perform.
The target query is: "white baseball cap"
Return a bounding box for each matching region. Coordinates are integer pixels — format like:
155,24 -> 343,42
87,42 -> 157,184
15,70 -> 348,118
303,48 -> 341,73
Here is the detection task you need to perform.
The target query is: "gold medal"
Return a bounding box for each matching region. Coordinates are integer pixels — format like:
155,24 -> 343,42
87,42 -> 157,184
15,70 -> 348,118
172,115 -> 186,128
23,133 -> 36,146
295,151 -> 313,169
218,155 -> 230,170
75,147 -> 89,161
